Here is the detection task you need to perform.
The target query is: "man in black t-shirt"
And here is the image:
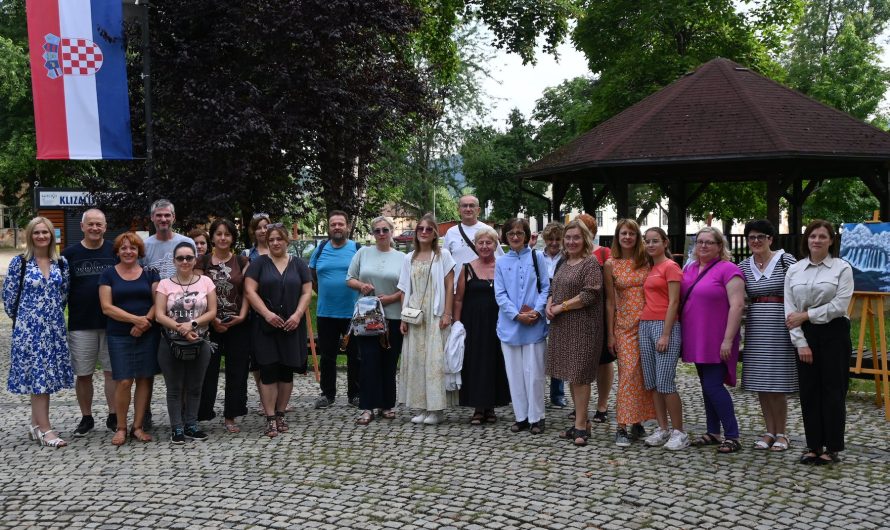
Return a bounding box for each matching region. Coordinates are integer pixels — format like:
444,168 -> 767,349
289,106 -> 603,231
63,209 -> 118,436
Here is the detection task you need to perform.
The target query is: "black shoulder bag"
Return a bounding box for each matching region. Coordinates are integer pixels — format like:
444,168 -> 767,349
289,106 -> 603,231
11,254 -> 25,326
458,224 -> 477,256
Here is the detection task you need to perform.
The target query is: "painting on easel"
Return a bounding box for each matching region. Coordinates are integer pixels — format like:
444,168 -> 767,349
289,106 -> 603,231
840,222 -> 890,293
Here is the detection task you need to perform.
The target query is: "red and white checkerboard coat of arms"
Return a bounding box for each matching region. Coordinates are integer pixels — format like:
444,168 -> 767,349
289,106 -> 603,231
41,34 -> 103,78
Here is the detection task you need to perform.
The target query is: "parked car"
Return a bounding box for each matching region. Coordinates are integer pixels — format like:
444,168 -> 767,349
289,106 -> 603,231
394,230 -> 415,243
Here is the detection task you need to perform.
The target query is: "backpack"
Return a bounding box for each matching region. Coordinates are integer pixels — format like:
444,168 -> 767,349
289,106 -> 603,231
349,296 -> 387,336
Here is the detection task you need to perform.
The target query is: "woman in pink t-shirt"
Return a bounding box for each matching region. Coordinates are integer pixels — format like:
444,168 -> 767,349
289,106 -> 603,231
154,241 -> 217,444
639,228 -> 687,450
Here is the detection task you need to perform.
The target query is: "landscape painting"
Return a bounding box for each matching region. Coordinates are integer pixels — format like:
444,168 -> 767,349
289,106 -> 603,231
840,223 -> 890,293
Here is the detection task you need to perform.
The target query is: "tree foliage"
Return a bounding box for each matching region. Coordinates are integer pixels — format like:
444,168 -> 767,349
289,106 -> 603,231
461,109 -> 549,221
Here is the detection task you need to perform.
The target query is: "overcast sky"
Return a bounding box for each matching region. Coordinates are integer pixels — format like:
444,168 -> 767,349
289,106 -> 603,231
480,32 -> 890,130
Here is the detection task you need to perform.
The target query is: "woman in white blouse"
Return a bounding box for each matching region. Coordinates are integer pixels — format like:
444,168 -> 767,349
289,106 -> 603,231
784,220 -> 853,465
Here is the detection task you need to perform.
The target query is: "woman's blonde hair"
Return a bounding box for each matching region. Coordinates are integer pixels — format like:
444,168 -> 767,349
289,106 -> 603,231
24,216 -> 59,261
611,219 -> 648,270
693,226 -> 732,263
561,219 -> 594,259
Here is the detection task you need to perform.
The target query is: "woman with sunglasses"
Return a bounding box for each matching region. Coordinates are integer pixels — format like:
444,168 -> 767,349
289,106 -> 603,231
154,242 -> 217,444
682,227 -> 745,454
244,224 -> 313,437
346,216 -> 405,425
398,214 -> 456,425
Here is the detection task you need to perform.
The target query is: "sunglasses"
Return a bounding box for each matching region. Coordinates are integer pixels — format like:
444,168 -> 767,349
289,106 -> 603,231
174,255 -> 196,262
252,212 -> 270,220
373,227 -> 391,235
416,226 -> 435,234
267,222 -> 285,229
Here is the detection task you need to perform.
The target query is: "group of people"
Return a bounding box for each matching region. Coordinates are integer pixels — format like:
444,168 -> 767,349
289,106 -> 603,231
4,195 -> 855,465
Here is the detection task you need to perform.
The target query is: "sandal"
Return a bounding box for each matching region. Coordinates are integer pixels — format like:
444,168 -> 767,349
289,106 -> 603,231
573,429 -> 591,447
592,410 -> 608,423
275,411 -> 289,433
484,409 -> 497,423
559,426 -> 579,440
469,410 -> 485,426
529,419 -> 545,435
817,451 -> 841,465
111,428 -> 127,446
771,434 -> 789,452
691,433 -> 722,447
355,410 -> 374,426
717,439 -> 742,454
753,433 -> 775,450
379,409 -> 396,420
799,450 -> 820,464
223,422 -> 241,434
264,416 -> 278,438
130,426 -> 152,442
510,420 -> 530,433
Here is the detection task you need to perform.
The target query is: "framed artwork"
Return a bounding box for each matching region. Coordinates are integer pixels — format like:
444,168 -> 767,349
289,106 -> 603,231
840,222 -> 890,293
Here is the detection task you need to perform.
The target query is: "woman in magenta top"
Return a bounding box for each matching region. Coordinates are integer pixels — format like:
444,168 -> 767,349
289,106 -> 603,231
681,227 -> 745,454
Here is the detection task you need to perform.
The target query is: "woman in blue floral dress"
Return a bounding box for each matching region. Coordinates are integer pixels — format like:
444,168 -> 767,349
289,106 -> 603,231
3,217 -> 72,447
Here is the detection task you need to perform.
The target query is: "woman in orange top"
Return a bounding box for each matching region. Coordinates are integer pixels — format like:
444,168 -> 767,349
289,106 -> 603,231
604,219 -> 655,447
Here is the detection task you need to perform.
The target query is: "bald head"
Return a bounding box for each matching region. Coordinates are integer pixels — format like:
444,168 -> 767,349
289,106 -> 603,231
81,208 -> 107,248
458,195 -> 481,225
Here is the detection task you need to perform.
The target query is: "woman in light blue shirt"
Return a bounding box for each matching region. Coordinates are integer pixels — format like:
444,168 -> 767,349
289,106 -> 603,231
494,218 -> 550,435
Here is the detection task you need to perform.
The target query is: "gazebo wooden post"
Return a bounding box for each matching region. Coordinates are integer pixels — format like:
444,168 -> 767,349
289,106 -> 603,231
666,179 -> 687,257
860,169 -> 890,222
551,180 -> 569,222
766,179 -> 783,231
608,176 -> 632,220
788,174 -> 804,236
579,182 -> 595,213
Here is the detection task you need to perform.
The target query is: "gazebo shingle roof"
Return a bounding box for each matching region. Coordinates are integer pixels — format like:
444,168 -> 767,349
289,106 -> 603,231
521,57 -> 890,178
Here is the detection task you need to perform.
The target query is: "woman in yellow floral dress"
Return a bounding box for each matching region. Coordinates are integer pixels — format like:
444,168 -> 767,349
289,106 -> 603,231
604,219 -> 655,447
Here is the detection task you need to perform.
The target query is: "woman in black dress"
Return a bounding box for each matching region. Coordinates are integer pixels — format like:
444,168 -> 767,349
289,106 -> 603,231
243,224 -> 313,437
454,225 -> 510,424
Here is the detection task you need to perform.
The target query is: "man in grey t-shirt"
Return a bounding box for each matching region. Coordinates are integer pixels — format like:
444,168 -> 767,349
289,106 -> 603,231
142,199 -> 195,279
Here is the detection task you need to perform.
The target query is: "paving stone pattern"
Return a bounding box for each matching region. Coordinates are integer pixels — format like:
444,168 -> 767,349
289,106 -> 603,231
0,312 -> 888,529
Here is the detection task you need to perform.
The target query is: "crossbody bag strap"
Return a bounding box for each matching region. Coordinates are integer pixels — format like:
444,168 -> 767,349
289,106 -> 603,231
680,259 -> 720,309
12,254 -> 25,324
458,224 -> 477,256
531,249 -> 541,294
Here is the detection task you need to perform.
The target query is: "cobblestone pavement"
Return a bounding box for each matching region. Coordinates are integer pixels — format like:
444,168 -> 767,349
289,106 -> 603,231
0,312 -> 888,530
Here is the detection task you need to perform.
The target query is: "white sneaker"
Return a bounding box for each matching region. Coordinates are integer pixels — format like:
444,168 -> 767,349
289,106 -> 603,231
411,412 -> 427,424
644,427 -> 671,447
423,411 -> 443,425
664,430 -> 690,451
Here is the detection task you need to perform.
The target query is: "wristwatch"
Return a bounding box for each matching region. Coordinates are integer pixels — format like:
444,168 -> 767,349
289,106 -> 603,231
191,320 -> 198,330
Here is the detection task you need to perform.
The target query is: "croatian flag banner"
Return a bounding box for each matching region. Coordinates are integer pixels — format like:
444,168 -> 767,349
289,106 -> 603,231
26,0 -> 133,159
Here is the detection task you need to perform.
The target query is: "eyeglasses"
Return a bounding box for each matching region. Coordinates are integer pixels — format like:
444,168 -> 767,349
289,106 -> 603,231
459,203 -> 478,209
252,212 -> 269,220
695,240 -> 718,247
507,231 -> 526,238
416,226 -> 435,234
373,227 -> 391,235
174,255 -> 196,262
747,234 -> 770,242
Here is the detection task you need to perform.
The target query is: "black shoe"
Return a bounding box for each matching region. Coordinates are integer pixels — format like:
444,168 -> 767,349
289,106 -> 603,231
73,416 -> 94,437
171,427 -> 186,445
143,410 -> 153,430
629,423 -> 646,441
799,450 -> 820,465
184,425 -> 208,441
105,413 -> 117,432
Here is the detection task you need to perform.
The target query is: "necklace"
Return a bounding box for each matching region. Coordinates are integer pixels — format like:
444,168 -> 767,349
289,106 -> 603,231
754,251 -> 773,269
212,250 -> 233,265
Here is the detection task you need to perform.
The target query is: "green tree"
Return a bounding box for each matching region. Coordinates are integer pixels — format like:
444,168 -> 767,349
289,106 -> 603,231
785,0 -> 889,224
461,109 -> 549,221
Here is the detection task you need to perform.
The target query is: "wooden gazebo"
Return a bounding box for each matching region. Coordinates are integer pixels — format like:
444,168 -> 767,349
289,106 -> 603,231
518,58 -> 890,251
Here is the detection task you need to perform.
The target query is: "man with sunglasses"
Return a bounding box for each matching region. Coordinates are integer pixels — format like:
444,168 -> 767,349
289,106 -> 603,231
309,210 -> 361,409
143,199 -> 196,280
444,195 -> 504,279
